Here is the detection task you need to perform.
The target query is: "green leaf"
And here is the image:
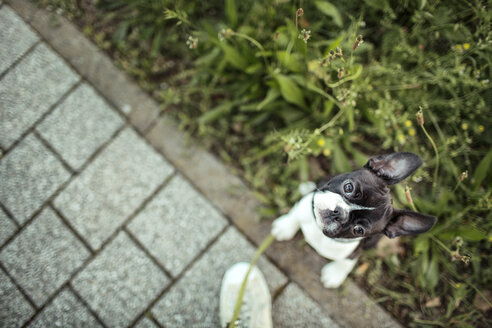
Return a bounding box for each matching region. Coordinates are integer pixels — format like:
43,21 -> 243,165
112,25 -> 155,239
274,74 -> 307,109
314,1 -> 343,27
112,21 -> 130,43
198,101 -> 236,124
195,48 -> 221,66
245,63 -> 262,74
277,51 -> 304,73
225,0 -> 238,28
347,107 -> 354,131
426,251 -> 439,291
456,226 -> 487,241
414,235 -> 430,255
324,35 -> 343,56
364,0 -> 393,13
332,142 -> 351,172
322,100 -> 334,118
352,150 -> 369,167
438,231 -> 455,241
472,147 -> 492,191
257,88 -> 280,111
279,108 -> 304,123
327,64 -> 363,88
150,29 -> 163,57
299,156 -> 309,181
418,250 -> 429,286
219,43 -> 248,70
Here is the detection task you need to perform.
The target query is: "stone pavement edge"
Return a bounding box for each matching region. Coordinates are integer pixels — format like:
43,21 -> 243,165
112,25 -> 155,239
2,1 -> 402,327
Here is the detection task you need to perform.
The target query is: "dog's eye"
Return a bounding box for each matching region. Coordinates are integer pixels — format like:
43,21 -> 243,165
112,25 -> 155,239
343,182 -> 354,194
353,225 -> 365,236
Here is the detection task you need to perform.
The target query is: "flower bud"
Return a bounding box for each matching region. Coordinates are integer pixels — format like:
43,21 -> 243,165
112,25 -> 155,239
405,186 -> 414,205
335,46 -> 343,58
338,68 -> 344,79
353,35 -> 363,51
416,107 -> 424,126
298,29 -> 311,43
186,36 -> 198,49
458,171 -> 468,182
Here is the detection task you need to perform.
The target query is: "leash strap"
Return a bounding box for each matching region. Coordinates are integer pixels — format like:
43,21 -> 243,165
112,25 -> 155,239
311,191 -> 317,221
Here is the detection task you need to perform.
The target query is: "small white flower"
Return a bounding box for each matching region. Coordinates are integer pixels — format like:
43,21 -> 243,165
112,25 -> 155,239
186,36 -> 198,49
298,29 -> 311,43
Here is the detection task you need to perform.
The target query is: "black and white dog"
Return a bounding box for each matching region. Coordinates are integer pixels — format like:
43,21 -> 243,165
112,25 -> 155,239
271,152 -> 436,288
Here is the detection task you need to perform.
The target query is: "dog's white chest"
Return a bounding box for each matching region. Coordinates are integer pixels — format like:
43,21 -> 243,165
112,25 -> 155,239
300,217 -> 360,261
271,192 -> 361,261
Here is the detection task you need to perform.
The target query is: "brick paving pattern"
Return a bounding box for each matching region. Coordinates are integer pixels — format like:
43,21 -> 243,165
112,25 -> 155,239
0,3 -> 340,327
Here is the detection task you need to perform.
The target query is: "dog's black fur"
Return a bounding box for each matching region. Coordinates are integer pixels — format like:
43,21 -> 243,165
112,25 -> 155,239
316,152 -> 436,254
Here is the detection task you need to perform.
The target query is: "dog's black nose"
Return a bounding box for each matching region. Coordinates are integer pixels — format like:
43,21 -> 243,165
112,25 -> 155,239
319,206 -> 344,223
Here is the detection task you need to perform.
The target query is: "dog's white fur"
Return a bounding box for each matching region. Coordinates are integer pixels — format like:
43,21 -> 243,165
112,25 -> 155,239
271,192 -> 364,288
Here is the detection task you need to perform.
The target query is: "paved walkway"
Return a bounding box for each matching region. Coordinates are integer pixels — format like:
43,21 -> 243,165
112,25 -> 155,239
0,3 -> 341,327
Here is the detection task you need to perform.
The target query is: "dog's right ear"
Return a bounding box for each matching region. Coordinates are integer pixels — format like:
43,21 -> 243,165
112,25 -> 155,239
364,152 -> 423,185
384,209 -> 437,238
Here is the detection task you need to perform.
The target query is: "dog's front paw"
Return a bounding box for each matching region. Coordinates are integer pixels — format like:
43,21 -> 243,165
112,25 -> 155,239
271,214 -> 299,241
321,260 -> 356,288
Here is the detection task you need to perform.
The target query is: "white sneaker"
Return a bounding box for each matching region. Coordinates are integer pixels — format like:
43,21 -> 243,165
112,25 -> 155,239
219,262 -> 273,328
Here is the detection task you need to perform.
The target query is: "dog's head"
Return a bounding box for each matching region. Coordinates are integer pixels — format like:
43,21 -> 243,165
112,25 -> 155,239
313,152 -> 436,239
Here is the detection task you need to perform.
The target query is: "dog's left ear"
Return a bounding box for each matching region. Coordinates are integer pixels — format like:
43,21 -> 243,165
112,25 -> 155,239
384,209 -> 436,238
364,152 -> 423,185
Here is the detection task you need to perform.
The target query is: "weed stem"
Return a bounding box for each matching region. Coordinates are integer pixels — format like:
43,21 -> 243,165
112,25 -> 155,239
230,31 -> 270,70
420,124 -> 439,194
228,234 -> 276,328
452,180 -> 462,192
430,235 -> 453,255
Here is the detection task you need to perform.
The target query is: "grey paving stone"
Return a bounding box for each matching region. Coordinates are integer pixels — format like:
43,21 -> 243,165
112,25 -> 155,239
0,207 -> 17,246
0,269 -> 35,328
146,117 -> 272,249
72,232 -> 169,328
151,226 -> 287,328
54,127 -> 174,250
128,174 -> 228,277
0,43 -> 79,149
0,207 -> 90,307
10,0 -> 160,132
134,317 -> 159,328
0,5 -> 39,75
0,134 -> 71,224
273,283 -> 339,328
37,83 -> 124,170
29,288 -> 102,328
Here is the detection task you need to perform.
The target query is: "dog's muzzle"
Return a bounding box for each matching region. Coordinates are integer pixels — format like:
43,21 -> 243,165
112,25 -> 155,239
320,208 -> 346,236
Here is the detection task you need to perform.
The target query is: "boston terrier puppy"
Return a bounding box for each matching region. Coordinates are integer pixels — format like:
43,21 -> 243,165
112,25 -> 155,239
271,152 -> 436,288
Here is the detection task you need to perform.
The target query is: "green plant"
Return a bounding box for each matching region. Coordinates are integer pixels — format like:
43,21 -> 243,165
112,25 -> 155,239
166,0 -> 491,325
34,0 -> 83,19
